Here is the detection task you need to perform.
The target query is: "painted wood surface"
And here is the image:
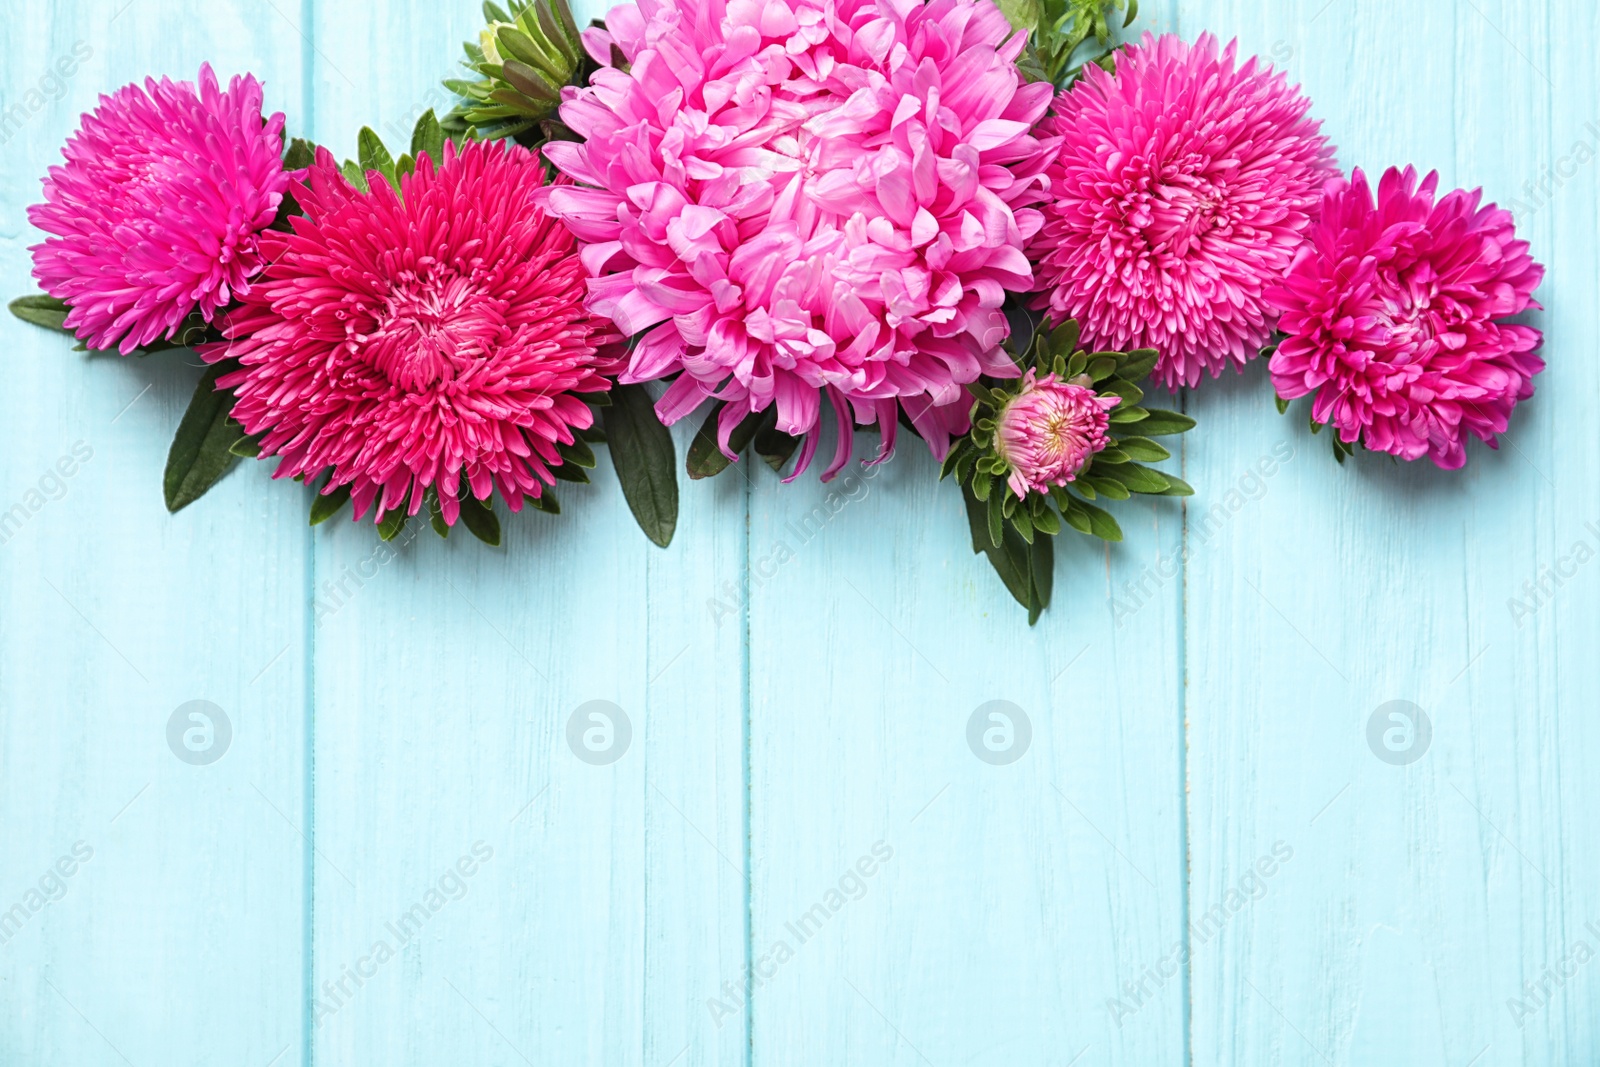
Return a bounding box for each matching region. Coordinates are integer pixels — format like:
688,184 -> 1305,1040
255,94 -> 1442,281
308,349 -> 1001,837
1,0 -> 1594,1064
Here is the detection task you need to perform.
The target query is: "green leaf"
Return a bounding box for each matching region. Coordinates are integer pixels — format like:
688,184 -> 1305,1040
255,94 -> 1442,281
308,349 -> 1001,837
1032,502 -> 1061,536
1102,379 -> 1145,405
377,509 -> 408,541
1157,474 -> 1194,497
457,494 -> 502,546
1074,496 -> 1123,542
310,483 -> 352,526
963,482 -> 1051,622
1114,436 -> 1171,463
1027,533 -> 1053,625
163,364 -> 241,513
229,433 -> 264,459
428,491 -> 450,539
10,295 -> 71,335
527,489 -> 560,515
410,110 -> 447,161
1084,475 -> 1131,501
754,425 -> 802,473
1109,405 -> 1149,425
987,483 -> 1006,548
340,159 -> 369,192
1086,355 -> 1119,382
284,137 -> 316,171
1274,394 -> 1291,415
687,403 -> 766,480
1135,409 -> 1197,436
604,383 -> 679,547
1118,348 -> 1159,381
1095,462 -> 1170,494
357,128 -> 399,191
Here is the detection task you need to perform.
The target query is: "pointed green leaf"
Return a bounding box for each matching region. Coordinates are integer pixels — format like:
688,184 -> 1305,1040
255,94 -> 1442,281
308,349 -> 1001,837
229,433 -> 264,458
458,494 -> 502,546
377,509 -> 408,541
1134,409 -> 1196,436
410,110 -> 447,161
357,127 -> 398,191
687,403 -> 766,480
1114,436 -> 1171,463
10,295 -> 72,335
164,364 -> 241,513
605,383 -> 678,547
310,483 -> 352,526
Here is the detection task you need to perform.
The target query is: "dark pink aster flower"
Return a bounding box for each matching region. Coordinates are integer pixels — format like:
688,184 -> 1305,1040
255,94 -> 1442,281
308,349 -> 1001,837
542,0 -> 1058,479
204,141 -> 618,526
1266,166 -> 1545,470
1031,33 -> 1338,390
29,64 -> 288,354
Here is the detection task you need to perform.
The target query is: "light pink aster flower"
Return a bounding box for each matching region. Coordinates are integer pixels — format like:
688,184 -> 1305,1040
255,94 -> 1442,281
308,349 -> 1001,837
204,141 -> 618,526
994,370 -> 1118,497
1031,33 -> 1338,391
29,64 -> 288,355
1267,166 -> 1545,470
542,0 -> 1058,479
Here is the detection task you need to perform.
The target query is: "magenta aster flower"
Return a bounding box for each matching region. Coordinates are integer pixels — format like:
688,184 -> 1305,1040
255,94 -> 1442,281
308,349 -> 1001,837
542,0 -> 1058,478
1266,166 -> 1545,470
28,64 -> 288,355
994,370 -> 1119,497
205,141 -> 617,526
1031,33 -> 1338,391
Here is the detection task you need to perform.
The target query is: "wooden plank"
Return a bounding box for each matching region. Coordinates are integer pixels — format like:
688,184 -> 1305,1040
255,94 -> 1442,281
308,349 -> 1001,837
304,1 -> 749,1061
743,11 -> 1188,1064
1179,1 -> 1600,1063
0,2 -> 312,1064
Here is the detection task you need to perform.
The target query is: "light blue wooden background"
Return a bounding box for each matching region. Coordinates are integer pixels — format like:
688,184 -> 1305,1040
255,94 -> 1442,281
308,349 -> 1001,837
1,0 -> 1593,1063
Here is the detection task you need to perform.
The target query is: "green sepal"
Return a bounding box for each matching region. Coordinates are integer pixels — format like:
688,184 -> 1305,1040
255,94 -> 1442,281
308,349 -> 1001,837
229,433 -> 264,459
411,110 -> 447,161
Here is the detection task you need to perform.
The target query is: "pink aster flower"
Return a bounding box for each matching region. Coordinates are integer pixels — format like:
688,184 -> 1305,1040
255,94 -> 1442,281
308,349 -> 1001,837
1266,166 -> 1545,470
204,141 -> 617,526
28,64 -> 288,355
1031,33 -> 1338,391
994,370 -> 1118,497
542,0 -> 1058,479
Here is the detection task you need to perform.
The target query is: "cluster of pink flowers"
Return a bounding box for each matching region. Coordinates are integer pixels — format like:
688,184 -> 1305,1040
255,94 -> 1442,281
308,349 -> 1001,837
17,2 -> 1553,557
542,0 -> 1057,478
993,371 -> 1119,497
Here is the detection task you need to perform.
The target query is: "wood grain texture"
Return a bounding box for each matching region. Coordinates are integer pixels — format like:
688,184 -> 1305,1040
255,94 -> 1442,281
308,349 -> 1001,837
3,0 -> 1596,1064
0,2 -> 313,1065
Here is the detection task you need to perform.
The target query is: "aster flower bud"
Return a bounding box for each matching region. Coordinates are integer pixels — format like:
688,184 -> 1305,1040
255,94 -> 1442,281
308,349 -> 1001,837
994,370 -> 1120,498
